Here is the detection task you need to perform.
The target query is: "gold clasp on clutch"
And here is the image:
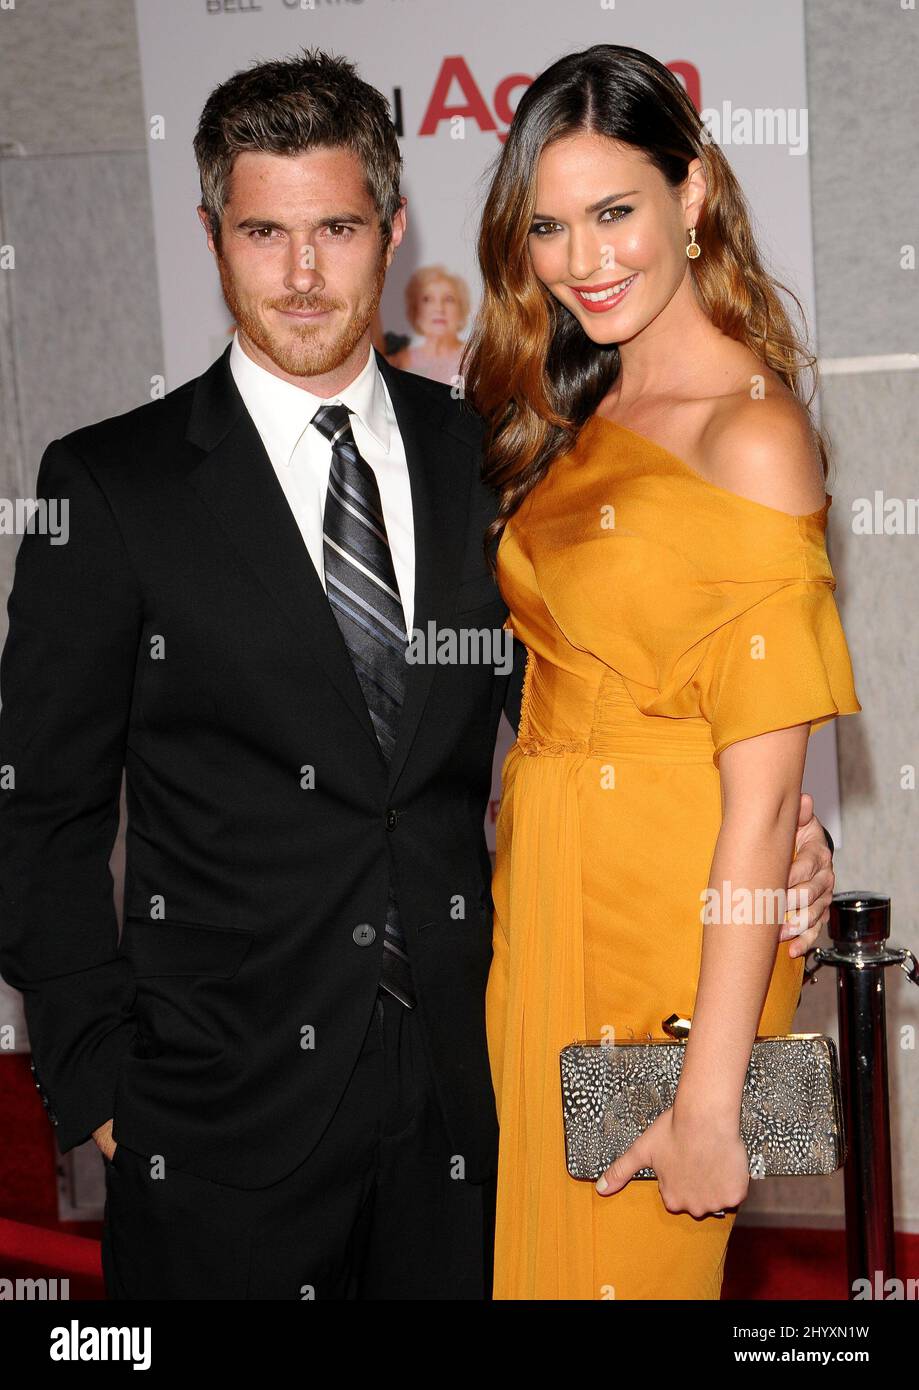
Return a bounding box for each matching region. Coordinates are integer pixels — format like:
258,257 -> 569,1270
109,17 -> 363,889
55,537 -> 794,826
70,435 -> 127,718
661,1013 -> 692,1040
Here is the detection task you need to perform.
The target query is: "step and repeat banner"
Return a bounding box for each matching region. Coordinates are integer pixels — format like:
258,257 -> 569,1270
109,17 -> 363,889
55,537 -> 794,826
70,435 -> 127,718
133,0 -> 842,848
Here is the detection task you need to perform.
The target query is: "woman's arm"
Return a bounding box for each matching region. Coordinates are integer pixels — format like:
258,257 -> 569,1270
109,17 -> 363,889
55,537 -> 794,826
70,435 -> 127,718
673,721 -> 810,1123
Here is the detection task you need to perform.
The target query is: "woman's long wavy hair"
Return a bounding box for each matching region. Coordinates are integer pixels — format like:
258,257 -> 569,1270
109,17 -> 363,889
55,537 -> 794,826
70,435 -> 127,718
461,44 -> 827,570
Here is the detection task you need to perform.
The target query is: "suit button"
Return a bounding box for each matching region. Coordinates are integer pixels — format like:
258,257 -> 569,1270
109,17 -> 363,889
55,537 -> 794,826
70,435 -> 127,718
352,923 -> 376,946
385,809 -> 398,831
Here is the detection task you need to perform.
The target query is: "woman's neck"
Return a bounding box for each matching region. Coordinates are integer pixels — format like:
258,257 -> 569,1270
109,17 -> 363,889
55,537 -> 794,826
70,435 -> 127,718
610,271 -> 724,409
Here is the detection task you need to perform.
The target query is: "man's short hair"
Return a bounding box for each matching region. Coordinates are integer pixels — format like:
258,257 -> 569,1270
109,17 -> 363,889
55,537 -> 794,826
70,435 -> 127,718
193,46 -> 403,252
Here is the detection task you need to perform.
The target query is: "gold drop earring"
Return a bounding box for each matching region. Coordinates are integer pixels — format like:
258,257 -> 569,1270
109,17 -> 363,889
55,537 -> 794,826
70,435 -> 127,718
686,227 -> 701,260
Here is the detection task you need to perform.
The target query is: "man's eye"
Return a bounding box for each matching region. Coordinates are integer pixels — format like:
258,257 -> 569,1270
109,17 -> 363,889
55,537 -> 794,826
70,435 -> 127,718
249,227 -> 278,241
326,224 -> 351,238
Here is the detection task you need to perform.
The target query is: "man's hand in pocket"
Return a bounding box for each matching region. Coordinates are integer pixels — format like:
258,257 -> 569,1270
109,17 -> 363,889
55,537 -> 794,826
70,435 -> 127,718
92,1118 -> 117,1162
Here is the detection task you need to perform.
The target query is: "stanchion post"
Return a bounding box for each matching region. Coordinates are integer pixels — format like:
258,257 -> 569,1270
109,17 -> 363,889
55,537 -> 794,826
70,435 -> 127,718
828,892 -> 897,1296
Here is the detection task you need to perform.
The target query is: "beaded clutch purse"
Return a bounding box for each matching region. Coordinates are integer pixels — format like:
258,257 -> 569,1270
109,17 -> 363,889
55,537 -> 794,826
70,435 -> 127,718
560,1015 -> 846,1181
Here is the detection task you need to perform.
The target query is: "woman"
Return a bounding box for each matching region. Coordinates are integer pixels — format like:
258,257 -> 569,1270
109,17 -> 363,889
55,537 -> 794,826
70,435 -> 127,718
463,45 -> 861,1300
387,264 -> 470,384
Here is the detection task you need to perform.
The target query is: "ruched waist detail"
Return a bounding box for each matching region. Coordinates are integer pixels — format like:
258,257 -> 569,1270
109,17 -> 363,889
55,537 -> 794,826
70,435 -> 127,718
517,652 -> 715,764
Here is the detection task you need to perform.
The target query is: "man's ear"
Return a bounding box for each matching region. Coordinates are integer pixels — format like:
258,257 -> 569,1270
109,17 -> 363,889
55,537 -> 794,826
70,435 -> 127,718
385,197 -> 408,268
197,205 -> 218,255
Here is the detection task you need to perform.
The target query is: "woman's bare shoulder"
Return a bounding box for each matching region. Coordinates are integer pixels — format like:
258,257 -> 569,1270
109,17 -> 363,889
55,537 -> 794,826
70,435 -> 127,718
698,388 -> 826,517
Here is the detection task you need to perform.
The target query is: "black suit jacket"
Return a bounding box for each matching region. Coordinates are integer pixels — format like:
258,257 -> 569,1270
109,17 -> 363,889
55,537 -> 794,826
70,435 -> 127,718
0,344 -> 525,1187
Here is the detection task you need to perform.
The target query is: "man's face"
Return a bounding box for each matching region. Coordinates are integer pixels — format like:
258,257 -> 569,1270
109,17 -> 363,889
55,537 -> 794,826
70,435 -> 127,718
199,146 -> 405,381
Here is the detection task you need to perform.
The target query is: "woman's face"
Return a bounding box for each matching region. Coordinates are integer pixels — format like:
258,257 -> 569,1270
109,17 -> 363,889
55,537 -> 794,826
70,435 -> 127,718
415,278 -> 461,337
527,132 -> 699,346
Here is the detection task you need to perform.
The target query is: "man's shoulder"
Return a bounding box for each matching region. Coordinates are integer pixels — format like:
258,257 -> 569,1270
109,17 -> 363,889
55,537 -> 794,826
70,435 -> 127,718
56,371 -> 200,475
375,354 -> 485,449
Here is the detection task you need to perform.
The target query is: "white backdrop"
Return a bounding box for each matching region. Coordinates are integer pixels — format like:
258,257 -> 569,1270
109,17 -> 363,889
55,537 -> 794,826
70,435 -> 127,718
133,0 -> 842,848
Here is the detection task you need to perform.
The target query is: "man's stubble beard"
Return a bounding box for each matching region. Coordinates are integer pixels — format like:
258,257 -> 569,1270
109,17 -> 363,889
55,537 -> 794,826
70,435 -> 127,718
216,243 -> 388,378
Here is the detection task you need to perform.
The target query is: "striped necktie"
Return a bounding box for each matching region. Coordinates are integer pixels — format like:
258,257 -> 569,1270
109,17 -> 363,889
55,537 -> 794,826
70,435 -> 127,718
311,401 -> 416,1009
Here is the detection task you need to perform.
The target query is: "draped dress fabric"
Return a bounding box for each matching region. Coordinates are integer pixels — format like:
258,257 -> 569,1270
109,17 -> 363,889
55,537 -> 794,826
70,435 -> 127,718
485,414 -> 861,1301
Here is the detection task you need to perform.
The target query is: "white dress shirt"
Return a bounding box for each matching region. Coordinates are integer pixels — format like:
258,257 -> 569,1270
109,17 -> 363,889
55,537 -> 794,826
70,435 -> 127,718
229,330 -> 415,634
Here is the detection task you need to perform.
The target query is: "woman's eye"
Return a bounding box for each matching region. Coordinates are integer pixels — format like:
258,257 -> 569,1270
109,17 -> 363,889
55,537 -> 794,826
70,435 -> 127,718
529,207 -> 632,237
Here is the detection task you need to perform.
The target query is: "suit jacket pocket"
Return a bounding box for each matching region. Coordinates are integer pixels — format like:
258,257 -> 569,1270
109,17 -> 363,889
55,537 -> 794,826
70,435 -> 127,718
120,917 -> 254,978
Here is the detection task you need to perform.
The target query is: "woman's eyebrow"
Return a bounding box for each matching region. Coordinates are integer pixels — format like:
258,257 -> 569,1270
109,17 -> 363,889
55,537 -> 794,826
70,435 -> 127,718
532,190 -> 640,219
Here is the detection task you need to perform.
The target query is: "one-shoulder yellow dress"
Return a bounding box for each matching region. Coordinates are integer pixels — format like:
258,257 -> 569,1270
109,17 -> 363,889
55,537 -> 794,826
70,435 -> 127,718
486,414 -> 861,1301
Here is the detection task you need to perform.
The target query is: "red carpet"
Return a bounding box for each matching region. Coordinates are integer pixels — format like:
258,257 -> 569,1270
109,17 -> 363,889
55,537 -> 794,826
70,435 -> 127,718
724,1225 -> 919,1300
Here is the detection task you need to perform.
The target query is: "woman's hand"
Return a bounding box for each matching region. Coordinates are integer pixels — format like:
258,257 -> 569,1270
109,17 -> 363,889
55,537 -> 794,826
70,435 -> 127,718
594,1105 -> 749,1218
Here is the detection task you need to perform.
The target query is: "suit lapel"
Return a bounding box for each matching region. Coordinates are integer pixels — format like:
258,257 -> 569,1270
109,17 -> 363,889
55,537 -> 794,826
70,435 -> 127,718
375,350 -> 473,794
184,344 -> 382,759
182,343 -> 476,789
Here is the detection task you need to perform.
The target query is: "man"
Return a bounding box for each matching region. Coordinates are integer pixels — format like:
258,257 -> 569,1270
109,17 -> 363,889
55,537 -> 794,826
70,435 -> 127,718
0,48 -> 835,1300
